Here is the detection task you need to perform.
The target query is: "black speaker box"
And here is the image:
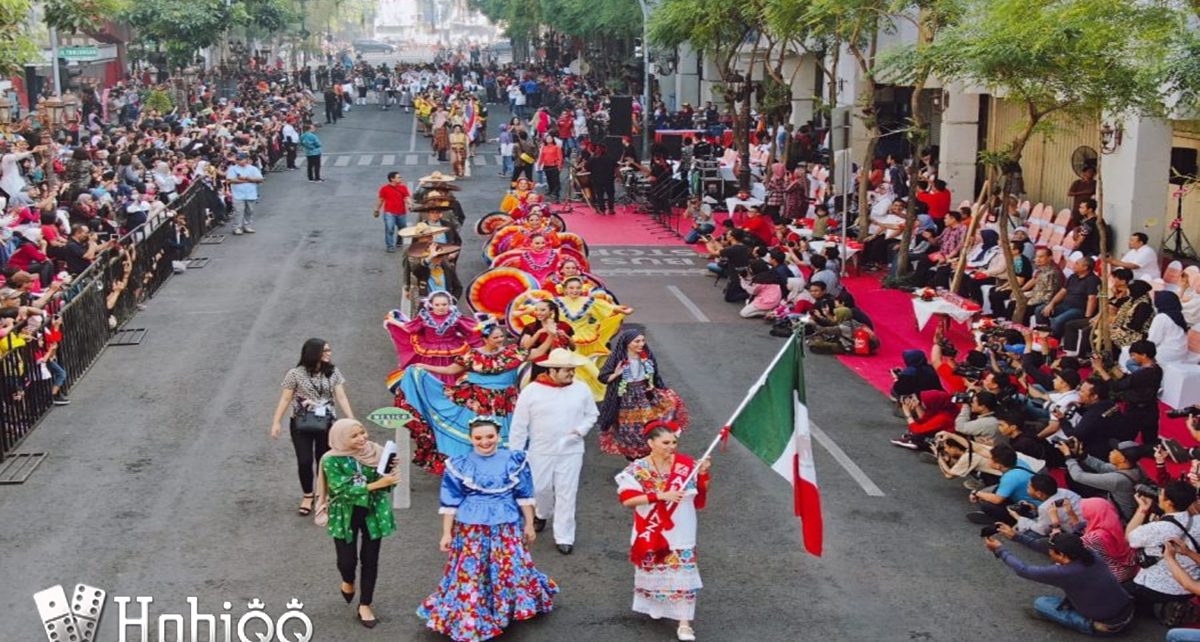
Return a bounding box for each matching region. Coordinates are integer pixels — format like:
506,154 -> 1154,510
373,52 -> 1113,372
609,95 -> 633,137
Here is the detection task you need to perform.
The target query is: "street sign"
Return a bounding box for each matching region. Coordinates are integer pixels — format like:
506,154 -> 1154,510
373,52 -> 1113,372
59,46 -> 99,61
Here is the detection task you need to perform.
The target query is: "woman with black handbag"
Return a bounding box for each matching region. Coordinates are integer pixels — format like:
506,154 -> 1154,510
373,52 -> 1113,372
272,338 -> 355,516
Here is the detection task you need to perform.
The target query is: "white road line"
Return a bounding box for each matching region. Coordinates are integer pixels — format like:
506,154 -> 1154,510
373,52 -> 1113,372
408,112 -> 418,151
405,155 -> 418,165
357,155 -> 373,166
666,285 -> 710,323
494,155 -> 502,165
382,154 -> 396,166
334,156 -> 351,167
427,155 -> 438,164
810,422 -> 887,497
473,156 -> 486,165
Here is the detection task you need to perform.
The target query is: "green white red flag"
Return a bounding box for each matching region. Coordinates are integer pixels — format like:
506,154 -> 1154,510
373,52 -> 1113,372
722,333 -> 823,556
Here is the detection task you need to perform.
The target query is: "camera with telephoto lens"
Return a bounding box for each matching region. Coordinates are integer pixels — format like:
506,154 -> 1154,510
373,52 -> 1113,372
1166,406 -> 1200,419
951,391 -> 975,405
1056,403 -> 1080,423
1134,484 -> 1161,500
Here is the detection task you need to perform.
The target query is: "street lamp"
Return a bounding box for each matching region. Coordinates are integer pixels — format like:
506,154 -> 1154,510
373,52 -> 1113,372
636,0 -> 652,161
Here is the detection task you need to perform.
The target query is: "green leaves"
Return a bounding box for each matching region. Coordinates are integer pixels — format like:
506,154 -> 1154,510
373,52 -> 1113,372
0,0 -> 38,77
44,0 -> 128,34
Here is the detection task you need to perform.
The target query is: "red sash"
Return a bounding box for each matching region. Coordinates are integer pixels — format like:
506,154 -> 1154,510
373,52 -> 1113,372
622,454 -> 695,564
533,373 -> 570,387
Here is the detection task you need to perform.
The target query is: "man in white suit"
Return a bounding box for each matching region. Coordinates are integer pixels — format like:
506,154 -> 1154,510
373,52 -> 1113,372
508,348 -> 599,554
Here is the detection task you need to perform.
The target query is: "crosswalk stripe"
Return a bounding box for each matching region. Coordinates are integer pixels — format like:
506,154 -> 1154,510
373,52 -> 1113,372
494,155 -> 502,165
334,155 -> 351,167
382,154 -> 396,166
427,155 -> 437,164
473,156 -> 486,166
357,155 -> 373,166
405,155 -> 418,165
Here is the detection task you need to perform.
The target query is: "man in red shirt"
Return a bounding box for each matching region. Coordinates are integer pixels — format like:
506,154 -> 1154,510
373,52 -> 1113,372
739,206 -> 777,247
374,171 -> 412,253
917,179 -> 952,226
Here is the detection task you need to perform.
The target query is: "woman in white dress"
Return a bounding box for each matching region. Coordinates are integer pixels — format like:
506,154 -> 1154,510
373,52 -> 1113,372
616,422 -> 712,641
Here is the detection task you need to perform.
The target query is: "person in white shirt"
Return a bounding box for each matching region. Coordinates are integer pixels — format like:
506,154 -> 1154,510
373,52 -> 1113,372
1125,481 -> 1200,611
508,348 -> 599,555
1108,232 -> 1161,282
0,138 -> 37,200
281,119 -> 300,170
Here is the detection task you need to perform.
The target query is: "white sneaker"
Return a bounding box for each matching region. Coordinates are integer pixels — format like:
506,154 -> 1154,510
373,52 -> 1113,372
232,228 -> 244,235
677,625 -> 696,641
243,227 -> 256,234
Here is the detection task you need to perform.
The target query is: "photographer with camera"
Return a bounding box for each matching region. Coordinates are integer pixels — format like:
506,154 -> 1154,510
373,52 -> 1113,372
1044,378 -> 1122,460
1091,340 -> 1162,445
1059,439 -> 1149,521
1025,368 -> 1081,422
1161,539 -> 1200,640
890,390 -> 959,451
984,531 -> 1135,635
996,411 -> 1061,468
1009,473 -> 1084,538
954,390 -> 1000,442
966,443 -> 1037,525
1124,481 -> 1200,624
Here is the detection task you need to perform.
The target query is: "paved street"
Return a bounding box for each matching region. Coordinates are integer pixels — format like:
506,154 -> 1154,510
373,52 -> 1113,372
0,104 -> 1167,642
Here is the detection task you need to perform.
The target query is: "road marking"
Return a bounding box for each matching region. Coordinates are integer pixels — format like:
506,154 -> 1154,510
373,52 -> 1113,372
427,155 -> 438,164
408,112 -> 417,151
357,155 -> 373,166
405,155 -> 418,165
473,156 -> 486,166
334,155 -> 351,167
494,155 -> 502,165
382,154 -> 395,166
666,285 -> 710,323
810,421 -> 887,497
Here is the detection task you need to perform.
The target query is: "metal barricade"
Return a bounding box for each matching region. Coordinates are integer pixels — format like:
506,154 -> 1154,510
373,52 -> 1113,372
0,183 -> 221,463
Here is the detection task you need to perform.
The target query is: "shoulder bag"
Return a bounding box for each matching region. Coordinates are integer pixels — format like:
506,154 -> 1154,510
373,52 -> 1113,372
294,372 -> 334,435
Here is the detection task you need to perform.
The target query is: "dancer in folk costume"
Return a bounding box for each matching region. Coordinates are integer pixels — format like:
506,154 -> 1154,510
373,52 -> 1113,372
616,423 -> 711,642
383,291 -> 482,384
419,417 -> 557,642
597,330 -> 689,460
398,317 -> 526,470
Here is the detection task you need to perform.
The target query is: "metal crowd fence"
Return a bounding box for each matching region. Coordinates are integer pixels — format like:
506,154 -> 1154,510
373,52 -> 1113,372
0,182 -> 222,463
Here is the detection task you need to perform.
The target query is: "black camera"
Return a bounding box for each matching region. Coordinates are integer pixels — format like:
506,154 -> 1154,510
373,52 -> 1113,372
951,391 -> 975,404
952,363 -> 985,381
980,525 -> 1000,538
1166,406 -> 1200,419
1012,501 -> 1039,519
1134,484 -> 1160,500
1057,403 -> 1080,422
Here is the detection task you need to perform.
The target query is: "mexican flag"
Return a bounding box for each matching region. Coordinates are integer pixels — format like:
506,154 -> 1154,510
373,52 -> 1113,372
726,333 -> 823,556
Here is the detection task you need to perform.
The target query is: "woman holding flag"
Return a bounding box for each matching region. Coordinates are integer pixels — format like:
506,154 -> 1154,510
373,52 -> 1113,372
616,422 -> 711,642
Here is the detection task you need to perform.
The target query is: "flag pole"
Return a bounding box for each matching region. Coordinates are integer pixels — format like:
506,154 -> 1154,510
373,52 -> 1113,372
681,334 -> 798,488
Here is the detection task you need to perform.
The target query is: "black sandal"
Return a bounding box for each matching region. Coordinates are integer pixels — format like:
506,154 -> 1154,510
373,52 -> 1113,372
298,494 -> 315,516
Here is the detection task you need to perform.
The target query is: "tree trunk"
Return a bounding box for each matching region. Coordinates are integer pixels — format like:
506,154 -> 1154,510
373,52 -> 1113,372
855,111 -> 877,240
895,87 -> 927,275
737,79 -> 752,191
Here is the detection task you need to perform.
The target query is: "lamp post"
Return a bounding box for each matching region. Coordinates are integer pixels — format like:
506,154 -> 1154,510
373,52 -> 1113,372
636,0 -> 652,160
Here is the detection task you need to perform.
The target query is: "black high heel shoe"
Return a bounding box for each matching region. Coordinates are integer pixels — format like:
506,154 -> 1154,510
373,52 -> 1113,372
340,584 -> 354,604
357,606 -> 379,629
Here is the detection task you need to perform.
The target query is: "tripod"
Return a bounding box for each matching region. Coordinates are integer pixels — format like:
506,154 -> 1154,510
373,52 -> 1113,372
1164,186 -> 1198,261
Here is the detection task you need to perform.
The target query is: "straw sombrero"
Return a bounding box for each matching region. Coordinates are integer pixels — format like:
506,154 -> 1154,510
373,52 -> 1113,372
398,222 -> 449,238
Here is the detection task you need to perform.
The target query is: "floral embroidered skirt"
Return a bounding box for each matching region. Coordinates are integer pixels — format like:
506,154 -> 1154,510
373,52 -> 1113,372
633,548 -> 702,622
393,396 -> 447,475
419,522 -> 558,642
600,380 -> 689,459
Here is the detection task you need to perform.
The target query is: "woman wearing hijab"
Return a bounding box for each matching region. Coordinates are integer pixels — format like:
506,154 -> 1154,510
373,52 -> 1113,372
738,259 -> 784,318
596,330 -> 689,460
314,419 -> 399,628
1080,498 -> 1139,582
1181,266 -> 1200,327
957,229 -> 1001,301
1149,291 -> 1191,364
891,349 -> 943,399
1099,278 -> 1154,357
419,417 -> 557,641
891,390 -> 960,450
764,162 -> 787,223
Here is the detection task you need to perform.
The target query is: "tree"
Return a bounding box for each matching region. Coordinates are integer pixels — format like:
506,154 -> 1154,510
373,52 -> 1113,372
878,0 -> 962,277
44,0 -> 128,37
123,0 -> 235,67
0,0 -> 39,78
921,0 -> 1181,323
471,0 -> 543,62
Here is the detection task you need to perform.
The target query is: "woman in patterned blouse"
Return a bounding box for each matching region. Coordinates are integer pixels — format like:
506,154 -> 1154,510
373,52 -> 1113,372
314,419 -> 399,628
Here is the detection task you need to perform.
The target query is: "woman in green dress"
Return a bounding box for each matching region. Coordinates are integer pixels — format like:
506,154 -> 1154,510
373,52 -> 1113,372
314,419 -> 400,628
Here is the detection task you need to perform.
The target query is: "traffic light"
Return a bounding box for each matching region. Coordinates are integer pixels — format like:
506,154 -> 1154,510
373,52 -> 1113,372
56,59 -> 84,92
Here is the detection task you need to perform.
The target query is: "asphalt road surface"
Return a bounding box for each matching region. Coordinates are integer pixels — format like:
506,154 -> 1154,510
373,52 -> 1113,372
0,103 -> 1169,642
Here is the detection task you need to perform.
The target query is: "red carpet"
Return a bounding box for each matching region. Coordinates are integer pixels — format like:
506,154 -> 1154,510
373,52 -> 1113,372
839,273 -> 1196,475
555,204 -> 688,246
